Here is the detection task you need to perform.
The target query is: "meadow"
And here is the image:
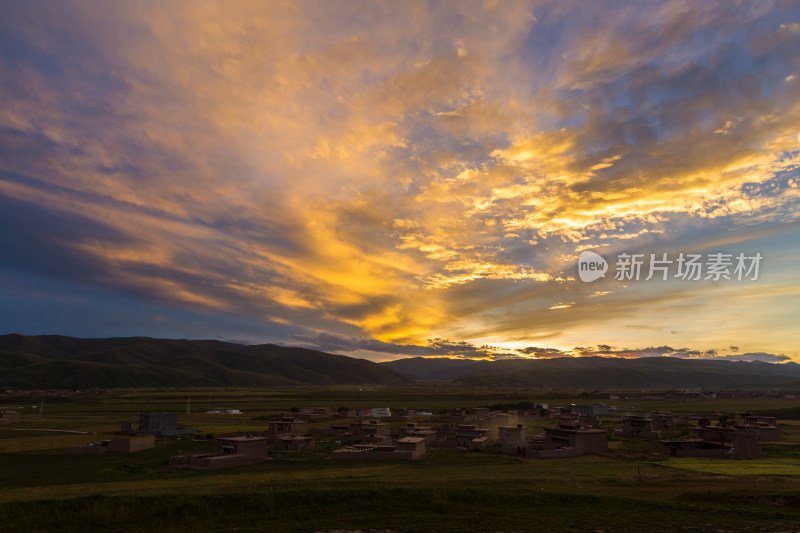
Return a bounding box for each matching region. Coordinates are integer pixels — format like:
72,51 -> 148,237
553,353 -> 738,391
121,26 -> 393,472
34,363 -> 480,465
2,388 -> 800,532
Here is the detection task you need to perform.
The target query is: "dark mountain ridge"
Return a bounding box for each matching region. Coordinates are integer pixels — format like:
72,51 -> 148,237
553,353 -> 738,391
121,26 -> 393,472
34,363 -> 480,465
3,334 -> 797,390
381,355 -> 800,389
0,334 -> 409,388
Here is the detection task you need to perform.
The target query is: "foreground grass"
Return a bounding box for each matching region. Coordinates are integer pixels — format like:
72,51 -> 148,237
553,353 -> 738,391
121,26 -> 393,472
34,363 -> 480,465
5,487 -> 800,533
2,447 -> 800,532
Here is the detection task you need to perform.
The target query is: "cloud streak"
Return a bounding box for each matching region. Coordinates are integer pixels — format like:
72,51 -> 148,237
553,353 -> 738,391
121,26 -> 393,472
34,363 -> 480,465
0,1 -> 798,360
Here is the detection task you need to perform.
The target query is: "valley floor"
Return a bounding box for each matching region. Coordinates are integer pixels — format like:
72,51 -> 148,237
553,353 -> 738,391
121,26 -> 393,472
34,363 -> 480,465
2,389 -> 800,532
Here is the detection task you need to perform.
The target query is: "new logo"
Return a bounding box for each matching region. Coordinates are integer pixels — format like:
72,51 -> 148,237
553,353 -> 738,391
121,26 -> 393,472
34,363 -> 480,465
578,251 -> 608,282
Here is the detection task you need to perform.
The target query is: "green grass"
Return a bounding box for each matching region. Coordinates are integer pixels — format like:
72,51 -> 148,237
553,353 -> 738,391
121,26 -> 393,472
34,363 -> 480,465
662,457 -> 800,476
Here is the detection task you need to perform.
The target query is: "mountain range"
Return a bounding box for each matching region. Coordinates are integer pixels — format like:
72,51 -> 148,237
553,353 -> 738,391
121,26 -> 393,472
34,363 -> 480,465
2,334 -> 799,389
381,356 -> 800,389
0,334 -> 408,388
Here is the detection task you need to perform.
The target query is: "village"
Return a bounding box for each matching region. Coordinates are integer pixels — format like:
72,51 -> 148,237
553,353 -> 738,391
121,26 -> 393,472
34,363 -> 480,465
2,401 -> 781,468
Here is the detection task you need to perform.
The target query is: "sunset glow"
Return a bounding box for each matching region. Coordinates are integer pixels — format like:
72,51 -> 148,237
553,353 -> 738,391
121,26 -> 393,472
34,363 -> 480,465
1,1 -> 799,361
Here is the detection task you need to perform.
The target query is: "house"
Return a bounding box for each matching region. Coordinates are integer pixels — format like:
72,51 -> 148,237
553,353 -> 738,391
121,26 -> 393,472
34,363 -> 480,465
733,412 -> 780,441
651,411 -> 676,432
275,435 -> 315,451
395,436 -> 426,458
492,412 -> 519,427
538,420 -> 608,458
0,410 -> 21,424
469,408 -> 491,422
65,435 -> 155,455
129,412 -> 197,437
331,436 -> 426,460
497,425 -> 528,456
170,435 -> 268,469
615,415 -> 661,439
266,417 -> 308,439
370,407 -> 391,418
430,409 -> 470,427
351,419 -> 391,441
659,425 -> 760,459
398,422 -> 438,444
108,435 -> 155,452
734,412 -> 777,426
317,424 -> 352,438
454,424 -> 490,449
572,403 -> 609,416
65,440 -> 112,455
391,408 -> 416,421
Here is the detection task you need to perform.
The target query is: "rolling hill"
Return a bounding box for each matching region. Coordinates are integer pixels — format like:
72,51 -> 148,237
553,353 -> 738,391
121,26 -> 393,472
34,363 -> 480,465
3,334 -> 798,390
381,355 -> 800,389
0,334 -> 409,388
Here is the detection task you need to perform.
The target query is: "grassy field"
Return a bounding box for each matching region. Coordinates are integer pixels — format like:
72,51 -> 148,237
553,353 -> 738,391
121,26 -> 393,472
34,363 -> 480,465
2,389 -> 800,532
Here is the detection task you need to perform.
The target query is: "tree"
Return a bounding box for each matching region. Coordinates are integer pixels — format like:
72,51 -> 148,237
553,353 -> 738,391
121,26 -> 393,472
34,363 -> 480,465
698,417 -> 710,428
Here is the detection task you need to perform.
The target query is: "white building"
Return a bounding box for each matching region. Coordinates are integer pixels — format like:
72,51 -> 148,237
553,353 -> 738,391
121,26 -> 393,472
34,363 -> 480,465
370,407 -> 391,418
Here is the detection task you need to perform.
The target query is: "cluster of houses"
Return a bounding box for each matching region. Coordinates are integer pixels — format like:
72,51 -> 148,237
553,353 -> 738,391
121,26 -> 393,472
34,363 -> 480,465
2,401 -> 783,467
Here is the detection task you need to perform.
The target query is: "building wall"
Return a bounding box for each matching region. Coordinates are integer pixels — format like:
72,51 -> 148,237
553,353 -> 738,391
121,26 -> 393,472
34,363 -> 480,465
65,445 -> 108,455
276,437 -> 315,451
0,411 -> 21,424
574,432 -> 608,454
267,419 -> 308,437
108,435 -> 155,453
217,438 -> 268,459
543,427 -> 608,455
331,447 -> 423,460
753,426 -> 781,441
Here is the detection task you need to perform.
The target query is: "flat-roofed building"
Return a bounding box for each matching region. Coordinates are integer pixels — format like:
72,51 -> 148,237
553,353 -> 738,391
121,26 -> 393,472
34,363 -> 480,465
65,440 -> 112,455
0,411 -> 21,424
331,436 -> 426,460
108,435 -> 155,453
539,420 -> 608,457
734,412 -> 777,427
170,435 -> 268,469
455,424 -> 490,449
275,435 -> 315,451
398,422 -> 438,444
351,419 -> 391,438
659,425 -> 760,459
651,411 -> 676,431
615,415 -> 661,439
392,408 -> 416,421
733,412 -> 780,441
370,407 -> 391,418
498,425 -> 528,456
267,417 -> 308,439
65,435 -> 155,455
469,408 -> 491,422
492,412 -> 519,427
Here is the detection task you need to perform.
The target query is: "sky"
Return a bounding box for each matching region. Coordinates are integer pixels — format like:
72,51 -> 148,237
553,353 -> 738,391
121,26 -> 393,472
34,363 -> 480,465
1,0 -> 799,362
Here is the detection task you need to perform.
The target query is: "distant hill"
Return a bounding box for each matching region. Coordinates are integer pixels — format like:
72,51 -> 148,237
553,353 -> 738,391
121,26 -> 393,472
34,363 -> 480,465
380,355 -> 800,389
4,334 -> 798,390
0,334 -> 409,388
381,357 -> 482,381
